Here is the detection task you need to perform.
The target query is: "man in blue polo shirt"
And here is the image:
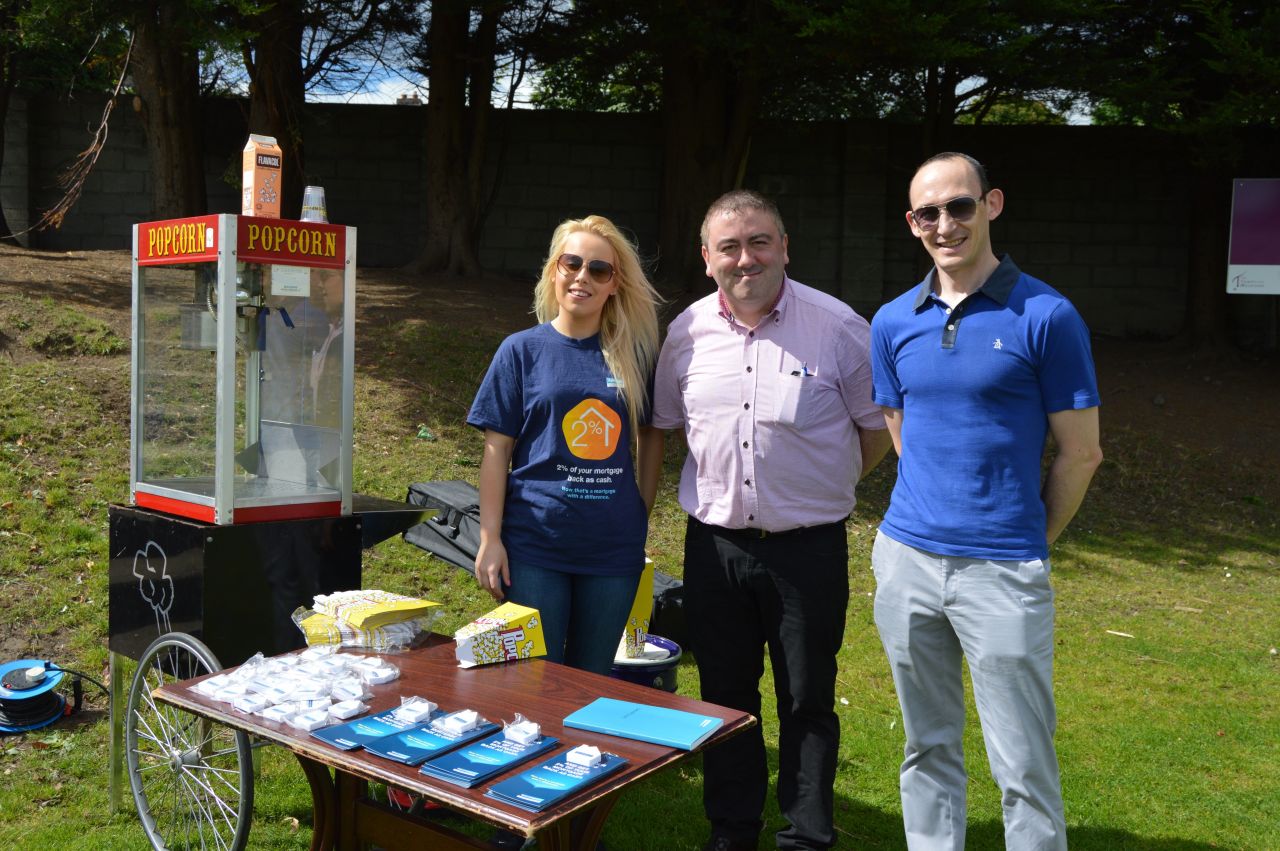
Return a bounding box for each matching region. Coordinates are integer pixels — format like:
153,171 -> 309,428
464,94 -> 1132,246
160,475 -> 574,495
870,152 -> 1103,851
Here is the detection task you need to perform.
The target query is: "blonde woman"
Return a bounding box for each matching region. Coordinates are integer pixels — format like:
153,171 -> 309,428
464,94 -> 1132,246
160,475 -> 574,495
467,215 -> 661,676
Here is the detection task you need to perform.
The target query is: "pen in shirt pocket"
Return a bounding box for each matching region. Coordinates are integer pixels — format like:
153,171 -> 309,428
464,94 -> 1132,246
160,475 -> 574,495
790,361 -> 812,377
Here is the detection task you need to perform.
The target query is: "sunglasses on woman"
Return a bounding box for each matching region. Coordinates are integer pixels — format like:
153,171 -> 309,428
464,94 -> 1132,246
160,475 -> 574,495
909,194 -> 986,230
557,253 -> 615,284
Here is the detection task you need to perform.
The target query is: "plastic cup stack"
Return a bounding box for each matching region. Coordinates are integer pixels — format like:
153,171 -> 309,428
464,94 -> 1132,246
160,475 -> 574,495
301,185 -> 328,223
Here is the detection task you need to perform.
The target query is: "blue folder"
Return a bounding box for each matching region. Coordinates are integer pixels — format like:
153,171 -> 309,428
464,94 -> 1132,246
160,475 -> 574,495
562,698 -> 723,750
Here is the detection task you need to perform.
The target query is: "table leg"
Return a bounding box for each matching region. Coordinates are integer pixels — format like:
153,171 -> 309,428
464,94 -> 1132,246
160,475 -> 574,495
537,792 -> 621,851
296,754 -> 337,851
336,768 -> 368,850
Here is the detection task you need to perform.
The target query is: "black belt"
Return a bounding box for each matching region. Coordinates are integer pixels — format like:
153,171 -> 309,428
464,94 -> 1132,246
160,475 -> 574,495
696,517 -> 846,540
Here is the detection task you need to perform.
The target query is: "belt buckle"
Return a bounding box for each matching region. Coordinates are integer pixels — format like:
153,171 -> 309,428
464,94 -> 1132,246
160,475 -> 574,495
755,528 -> 769,538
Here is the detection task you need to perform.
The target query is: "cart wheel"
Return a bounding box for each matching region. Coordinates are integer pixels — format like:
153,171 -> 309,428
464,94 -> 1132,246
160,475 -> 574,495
125,632 -> 254,851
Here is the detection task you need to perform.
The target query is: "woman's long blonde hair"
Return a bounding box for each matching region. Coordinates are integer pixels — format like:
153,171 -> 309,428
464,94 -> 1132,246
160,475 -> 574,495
533,215 -> 661,437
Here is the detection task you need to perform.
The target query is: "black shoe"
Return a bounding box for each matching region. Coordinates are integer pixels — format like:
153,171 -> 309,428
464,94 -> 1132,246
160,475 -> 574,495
702,835 -> 757,851
488,829 -> 532,850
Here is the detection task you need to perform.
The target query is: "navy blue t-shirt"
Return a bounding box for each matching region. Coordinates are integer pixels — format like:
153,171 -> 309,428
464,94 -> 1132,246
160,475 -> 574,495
871,257 -> 1100,561
467,323 -> 648,576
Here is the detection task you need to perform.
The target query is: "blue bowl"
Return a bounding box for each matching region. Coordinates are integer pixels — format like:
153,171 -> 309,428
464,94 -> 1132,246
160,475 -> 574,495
609,634 -> 682,693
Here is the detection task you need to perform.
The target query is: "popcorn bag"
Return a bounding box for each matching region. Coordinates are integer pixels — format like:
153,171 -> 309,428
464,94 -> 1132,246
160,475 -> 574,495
292,589 -> 442,652
313,589 -> 439,630
454,602 -> 547,668
621,558 -> 655,658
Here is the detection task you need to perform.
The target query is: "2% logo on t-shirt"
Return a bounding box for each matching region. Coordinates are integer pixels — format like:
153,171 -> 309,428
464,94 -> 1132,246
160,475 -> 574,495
561,399 -> 622,460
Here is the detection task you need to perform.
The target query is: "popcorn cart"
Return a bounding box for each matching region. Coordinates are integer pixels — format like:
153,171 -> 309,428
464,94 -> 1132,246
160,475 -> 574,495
107,214 -> 426,849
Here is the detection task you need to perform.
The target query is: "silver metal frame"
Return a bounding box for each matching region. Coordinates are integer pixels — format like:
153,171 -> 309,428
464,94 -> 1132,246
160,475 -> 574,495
130,215 -> 355,524
214,214 -> 237,524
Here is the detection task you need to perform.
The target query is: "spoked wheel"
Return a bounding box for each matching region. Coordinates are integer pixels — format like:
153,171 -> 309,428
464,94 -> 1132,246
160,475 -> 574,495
125,632 -> 254,850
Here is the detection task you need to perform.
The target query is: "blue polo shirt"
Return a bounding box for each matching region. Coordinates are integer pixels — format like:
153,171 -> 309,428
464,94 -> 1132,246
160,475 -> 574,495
870,256 -> 1099,561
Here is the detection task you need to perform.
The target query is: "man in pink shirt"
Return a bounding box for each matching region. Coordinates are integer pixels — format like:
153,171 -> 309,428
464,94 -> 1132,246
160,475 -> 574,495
639,190 -> 891,851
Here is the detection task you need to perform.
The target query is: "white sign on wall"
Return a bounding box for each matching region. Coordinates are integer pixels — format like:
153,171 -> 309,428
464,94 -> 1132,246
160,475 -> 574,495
1226,179 -> 1280,295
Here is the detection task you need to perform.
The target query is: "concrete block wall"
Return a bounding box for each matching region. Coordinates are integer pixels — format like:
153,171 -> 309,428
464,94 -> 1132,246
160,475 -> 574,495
476,110 -> 663,277
5,91 -> 1273,339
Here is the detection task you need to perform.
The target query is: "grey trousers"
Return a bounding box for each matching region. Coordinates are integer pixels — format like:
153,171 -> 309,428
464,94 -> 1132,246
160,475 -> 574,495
871,531 -> 1067,851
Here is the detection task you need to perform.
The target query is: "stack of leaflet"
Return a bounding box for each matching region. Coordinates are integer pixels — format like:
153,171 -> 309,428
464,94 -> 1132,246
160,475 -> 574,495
362,711 -> 501,766
563,698 -> 723,750
485,749 -> 628,812
419,730 -> 560,788
311,705 -> 436,751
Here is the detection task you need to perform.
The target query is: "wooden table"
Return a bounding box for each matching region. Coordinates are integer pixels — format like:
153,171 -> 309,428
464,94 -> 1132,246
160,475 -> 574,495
154,636 -> 755,850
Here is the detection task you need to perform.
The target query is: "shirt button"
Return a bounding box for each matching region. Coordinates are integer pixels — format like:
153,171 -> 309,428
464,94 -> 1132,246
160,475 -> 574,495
746,366 -> 752,373
748,514 -> 754,521
945,307 -> 952,314
744,478 -> 752,486
947,324 -> 955,331
748,330 -> 755,337
743,403 -> 750,410
742,441 -> 748,448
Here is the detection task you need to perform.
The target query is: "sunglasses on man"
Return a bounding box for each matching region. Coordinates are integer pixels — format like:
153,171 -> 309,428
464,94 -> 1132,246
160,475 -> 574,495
557,253 -> 615,284
909,194 -> 987,230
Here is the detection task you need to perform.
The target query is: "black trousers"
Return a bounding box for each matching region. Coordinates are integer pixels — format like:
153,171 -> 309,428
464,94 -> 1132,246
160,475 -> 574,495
684,516 -> 849,851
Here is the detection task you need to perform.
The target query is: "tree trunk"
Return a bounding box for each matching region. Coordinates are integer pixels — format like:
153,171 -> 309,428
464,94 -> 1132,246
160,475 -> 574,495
415,0 -> 495,277
245,0 -> 306,219
0,77 -> 19,245
131,2 -> 206,219
1184,164 -> 1232,351
655,19 -> 761,293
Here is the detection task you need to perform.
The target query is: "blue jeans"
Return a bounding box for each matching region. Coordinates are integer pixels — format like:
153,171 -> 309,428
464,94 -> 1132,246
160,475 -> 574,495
504,562 -> 641,677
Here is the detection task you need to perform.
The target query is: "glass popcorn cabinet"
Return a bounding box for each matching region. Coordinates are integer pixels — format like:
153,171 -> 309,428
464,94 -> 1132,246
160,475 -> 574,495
131,214 -> 356,524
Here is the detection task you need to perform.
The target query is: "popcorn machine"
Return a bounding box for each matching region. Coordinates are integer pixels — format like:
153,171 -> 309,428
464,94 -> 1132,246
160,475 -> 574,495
130,214 -> 355,524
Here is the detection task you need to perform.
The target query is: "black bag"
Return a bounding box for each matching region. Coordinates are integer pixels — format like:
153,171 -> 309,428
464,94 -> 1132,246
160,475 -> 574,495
649,568 -> 686,649
403,481 -> 482,575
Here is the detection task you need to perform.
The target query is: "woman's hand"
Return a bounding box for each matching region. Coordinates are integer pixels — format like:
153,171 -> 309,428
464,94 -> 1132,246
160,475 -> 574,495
474,537 -> 510,601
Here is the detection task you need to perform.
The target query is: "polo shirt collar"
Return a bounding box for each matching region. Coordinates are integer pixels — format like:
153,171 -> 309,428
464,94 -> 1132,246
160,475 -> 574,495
912,254 -> 1021,311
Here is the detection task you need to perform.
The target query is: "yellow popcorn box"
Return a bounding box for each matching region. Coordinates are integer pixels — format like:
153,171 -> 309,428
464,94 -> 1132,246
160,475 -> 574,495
621,558 -> 655,658
454,602 -> 547,668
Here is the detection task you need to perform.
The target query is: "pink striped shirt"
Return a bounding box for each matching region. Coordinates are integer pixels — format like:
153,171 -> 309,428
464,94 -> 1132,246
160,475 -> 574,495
652,278 -> 884,531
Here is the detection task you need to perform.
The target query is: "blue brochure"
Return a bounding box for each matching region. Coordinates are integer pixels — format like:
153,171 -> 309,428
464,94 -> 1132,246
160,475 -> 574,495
485,750 -> 628,812
311,709 -> 429,751
363,716 -> 501,766
418,732 -> 561,788
562,698 -> 723,751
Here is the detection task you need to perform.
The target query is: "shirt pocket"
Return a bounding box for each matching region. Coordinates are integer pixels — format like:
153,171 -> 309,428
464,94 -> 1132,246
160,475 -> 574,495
775,356 -> 820,430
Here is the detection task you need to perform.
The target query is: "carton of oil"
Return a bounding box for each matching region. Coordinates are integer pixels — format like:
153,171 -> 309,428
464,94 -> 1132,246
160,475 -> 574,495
242,134 -> 282,218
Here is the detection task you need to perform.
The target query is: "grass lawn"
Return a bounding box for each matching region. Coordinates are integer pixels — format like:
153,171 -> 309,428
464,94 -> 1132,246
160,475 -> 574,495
0,253 -> 1276,850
